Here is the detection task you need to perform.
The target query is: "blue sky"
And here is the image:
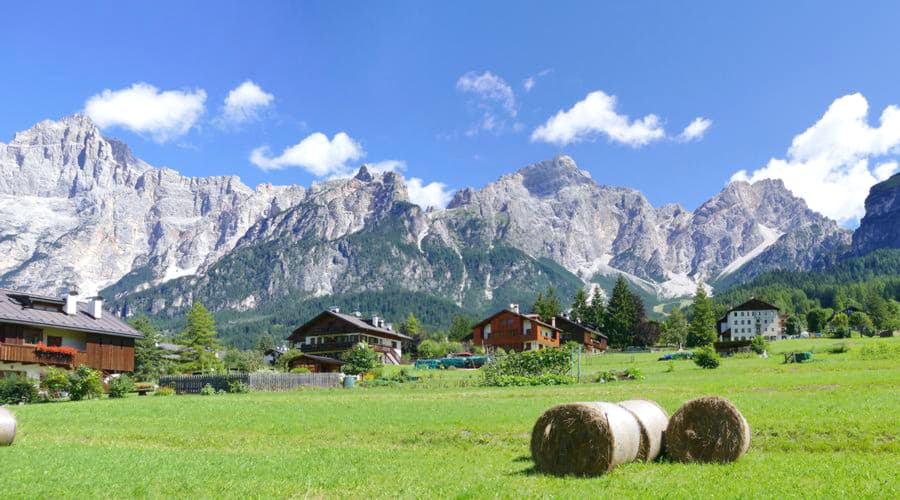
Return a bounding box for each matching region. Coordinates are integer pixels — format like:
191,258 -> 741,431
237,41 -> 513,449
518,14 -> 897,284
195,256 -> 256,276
4,2 -> 900,225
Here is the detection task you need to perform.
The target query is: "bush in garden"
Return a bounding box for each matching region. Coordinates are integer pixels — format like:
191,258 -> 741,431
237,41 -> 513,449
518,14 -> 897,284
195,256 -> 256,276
199,383 -> 217,396
0,375 -> 38,404
108,375 -> 135,398
227,380 -> 251,393
482,348 -> 573,386
41,367 -> 70,400
290,366 -> 310,373
693,344 -> 721,369
750,335 -> 770,355
154,386 -> 176,396
67,365 -> 104,401
341,342 -> 382,375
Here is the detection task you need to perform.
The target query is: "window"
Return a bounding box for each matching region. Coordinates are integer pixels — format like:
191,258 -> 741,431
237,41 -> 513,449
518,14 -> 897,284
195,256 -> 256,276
47,336 -> 62,347
23,328 -> 42,345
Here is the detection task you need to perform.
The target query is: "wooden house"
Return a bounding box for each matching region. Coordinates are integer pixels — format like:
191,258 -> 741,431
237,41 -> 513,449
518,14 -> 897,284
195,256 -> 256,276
553,315 -> 607,352
287,308 -> 410,365
470,305 -> 562,352
0,289 -> 142,380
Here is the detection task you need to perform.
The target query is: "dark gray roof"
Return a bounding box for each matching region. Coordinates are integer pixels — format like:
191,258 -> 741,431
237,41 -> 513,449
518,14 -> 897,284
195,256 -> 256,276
0,289 -> 142,339
329,311 -> 412,339
296,353 -> 344,365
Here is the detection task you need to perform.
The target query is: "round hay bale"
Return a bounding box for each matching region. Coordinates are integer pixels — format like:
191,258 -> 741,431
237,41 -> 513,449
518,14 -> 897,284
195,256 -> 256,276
665,396 -> 751,463
530,402 -> 641,476
0,408 -> 16,446
617,399 -> 669,461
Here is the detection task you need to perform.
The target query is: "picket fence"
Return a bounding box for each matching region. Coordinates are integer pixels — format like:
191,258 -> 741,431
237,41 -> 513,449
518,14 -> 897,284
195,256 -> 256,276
159,372 -> 342,394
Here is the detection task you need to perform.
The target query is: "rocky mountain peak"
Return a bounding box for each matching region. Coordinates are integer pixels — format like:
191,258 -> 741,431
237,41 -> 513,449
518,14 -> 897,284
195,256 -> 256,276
851,173 -> 900,255
354,165 -> 374,182
517,154 -> 595,197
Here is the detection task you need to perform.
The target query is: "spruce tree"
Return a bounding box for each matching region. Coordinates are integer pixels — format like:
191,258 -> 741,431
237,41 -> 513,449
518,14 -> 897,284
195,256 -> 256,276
571,288 -> 590,323
130,315 -> 167,381
587,287 -> 606,330
531,285 -> 562,323
605,275 -> 637,347
255,332 -> 276,354
686,283 -> 717,347
177,302 -> 222,373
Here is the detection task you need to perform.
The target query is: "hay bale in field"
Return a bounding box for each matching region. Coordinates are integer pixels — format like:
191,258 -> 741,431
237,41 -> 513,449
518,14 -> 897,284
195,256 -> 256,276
665,396 -> 750,463
0,408 -> 16,446
530,402 -> 641,476
617,399 -> 668,461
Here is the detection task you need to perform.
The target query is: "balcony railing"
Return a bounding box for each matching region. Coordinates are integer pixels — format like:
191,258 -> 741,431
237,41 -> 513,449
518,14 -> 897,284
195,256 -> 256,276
300,341 -> 395,353
0,342 -> 86,367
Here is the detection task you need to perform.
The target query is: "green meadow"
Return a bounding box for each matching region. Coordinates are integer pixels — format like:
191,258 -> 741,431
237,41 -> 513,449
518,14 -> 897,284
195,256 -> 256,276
2,337 -> 898,498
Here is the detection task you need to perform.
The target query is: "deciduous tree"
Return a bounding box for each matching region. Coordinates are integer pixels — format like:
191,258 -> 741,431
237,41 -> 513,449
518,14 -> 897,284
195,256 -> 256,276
687,284 -> 716,347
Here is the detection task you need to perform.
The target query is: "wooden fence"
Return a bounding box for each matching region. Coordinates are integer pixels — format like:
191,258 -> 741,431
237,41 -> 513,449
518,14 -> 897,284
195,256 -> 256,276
160,372 -> 342,394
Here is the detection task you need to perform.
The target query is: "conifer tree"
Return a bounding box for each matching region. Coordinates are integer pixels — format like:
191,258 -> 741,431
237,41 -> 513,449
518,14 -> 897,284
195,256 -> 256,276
587,287 -> 606,330
531,285 -> 562,323
661,308 -> 688,349
570,288 -> 590,323
130,315 -> 169,380
686,283 -> 717,347
604,275 -> 638,347
177,302 -> 222,373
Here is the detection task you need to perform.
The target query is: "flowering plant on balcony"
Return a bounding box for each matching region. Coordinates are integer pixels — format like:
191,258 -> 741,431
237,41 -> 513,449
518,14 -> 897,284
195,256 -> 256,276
33,342 -> 79,357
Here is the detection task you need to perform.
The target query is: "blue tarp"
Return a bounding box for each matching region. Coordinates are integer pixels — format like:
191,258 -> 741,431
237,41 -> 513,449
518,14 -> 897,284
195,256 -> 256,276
415,355 -> 490,369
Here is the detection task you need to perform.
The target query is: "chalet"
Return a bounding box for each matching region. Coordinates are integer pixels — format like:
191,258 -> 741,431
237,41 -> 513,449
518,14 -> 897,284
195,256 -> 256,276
554,315 -> 608,353
470,304 -> 562,352
0,289 -> 142,380
287,353 -> 345,373
717,298 -> 784,341
287,308 -> 410,365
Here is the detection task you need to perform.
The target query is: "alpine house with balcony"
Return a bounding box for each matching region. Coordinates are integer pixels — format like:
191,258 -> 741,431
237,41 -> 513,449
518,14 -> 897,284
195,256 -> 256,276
286,308 -> 410,365
0,289 -> 142,379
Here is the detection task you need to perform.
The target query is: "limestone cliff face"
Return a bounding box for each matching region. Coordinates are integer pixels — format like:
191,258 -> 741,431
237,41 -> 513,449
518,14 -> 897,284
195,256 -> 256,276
0,114 -> 305,295
851,174 -> 900,255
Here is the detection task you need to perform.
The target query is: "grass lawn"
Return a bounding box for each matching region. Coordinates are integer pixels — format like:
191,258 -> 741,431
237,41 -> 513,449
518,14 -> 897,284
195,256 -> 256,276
2,337 -> 898,498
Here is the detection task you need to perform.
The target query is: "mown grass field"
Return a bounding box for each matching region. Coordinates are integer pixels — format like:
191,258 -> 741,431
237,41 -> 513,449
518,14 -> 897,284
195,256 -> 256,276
2,337 -> 898,498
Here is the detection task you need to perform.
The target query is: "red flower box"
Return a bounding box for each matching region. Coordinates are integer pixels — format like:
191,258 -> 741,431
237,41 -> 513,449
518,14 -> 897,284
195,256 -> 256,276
34,342 -> 79,357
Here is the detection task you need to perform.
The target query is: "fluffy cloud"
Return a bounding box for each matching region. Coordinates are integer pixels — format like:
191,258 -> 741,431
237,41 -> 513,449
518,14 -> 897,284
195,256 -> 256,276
456,71 -> 516,116
731,93 -> 900,225
679,117 -> 712,141
250,132 -> 364,175
531,90 -> 665,147
84,83 -> 206,142
222,80 -> 274,124
407,177 -> 454,209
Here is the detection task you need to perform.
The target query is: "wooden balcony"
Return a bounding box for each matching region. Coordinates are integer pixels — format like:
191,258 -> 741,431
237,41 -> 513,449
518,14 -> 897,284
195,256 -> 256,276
0,340 -> 133,373
300,341 -> 395,354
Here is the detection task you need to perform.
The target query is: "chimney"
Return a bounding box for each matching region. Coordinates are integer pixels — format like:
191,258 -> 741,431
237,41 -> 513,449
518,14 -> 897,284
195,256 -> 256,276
551,316 -> 556,328
386,322 -> 393,331
329,306 -> 340,314
65,290 -> 79,316
509,304 -> 520,314
372,315 -> 380,327
90,296 -> 103,320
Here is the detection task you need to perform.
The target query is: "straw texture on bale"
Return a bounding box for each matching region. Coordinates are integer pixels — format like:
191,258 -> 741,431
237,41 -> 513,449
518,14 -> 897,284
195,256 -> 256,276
530,402 -> 641,476
617,399 -> 669,461
665,396 -> 751,463
0,408 -> 16,446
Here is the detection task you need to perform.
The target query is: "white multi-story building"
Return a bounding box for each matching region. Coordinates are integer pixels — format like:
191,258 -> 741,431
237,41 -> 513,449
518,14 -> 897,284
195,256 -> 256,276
717,299 -> 785,341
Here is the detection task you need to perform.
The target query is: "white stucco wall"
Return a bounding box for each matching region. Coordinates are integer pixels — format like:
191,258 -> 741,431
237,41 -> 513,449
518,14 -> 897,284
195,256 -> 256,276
726,309 -> 783,340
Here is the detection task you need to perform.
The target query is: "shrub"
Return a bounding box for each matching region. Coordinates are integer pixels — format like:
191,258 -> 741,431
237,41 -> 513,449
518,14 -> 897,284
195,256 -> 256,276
0,375 -> 38,404
487,374 -> 575,387
750,335 -> 770,355
596,370 -> 618,383
482,348 -> 572,386
290,366 -> 311,373
622,367 -> 643,380
694,345 -> 721,369
154,385 -> 175,396
108,375 -> 135,398
828,343 -> 850,354
276,348 -> 304,372
67,365 -> 104,401
227,380 -> 251,394
41,367 -> 70,400
341,342 -> 382,375
199,383 -> 217,396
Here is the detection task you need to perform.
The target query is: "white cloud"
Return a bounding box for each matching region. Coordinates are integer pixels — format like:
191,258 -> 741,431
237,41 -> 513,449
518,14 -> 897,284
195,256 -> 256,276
523,68 -> 553,93
84,83 -> 206,142
222,80 -> 274,124
407,177 -> 454,209
731,93 -> 900,225
250,132 -> 365,176
680,117 -> 712,141
531,90 -> 665,147
456,71 -> 516,116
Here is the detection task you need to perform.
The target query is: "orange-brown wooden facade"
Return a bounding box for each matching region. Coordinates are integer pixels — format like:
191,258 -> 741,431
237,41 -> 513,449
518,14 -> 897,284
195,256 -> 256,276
471,310 -> 561,352
0,322 -> 135,372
